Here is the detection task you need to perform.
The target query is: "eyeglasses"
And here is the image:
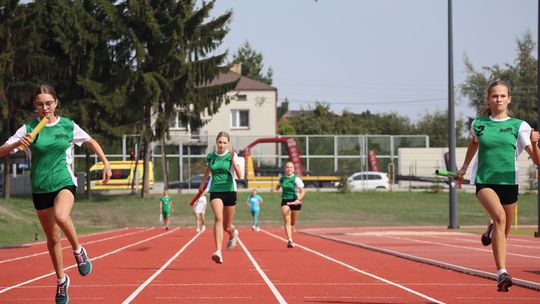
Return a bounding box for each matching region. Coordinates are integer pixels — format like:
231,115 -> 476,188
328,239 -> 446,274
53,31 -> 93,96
34,100 -> 56,109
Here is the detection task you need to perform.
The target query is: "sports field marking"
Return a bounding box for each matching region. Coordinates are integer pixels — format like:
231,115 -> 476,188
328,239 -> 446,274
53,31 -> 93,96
0,227 -> 179,295
261,230 -> 446,304
301,230 -> 540,291
384,235 -> 540,260
237,238 -> 288,304
0,228 -> 153,264
349,231 -> 470,236
22,227 -> 131,246
122,231 -> 202,304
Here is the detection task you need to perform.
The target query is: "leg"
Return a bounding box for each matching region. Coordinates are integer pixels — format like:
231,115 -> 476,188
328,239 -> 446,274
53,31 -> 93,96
476,188 -> 510,270
223,205 -> 236,237
194,213 -> 200,230
53,189 -> 79,251
281,205 -> 292,240
210,199 -> 224,251
502,203 -> 516,239
253,209 -> 260,227
36,208 -> 64,280
290,210 -> 301,229
164,216 -> 169,229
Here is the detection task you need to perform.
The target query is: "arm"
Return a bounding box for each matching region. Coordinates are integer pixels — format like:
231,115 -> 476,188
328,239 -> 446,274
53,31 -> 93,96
296,187 -> 305,203
231,152 -> 243,179
83,138 -> 112,183
525,129 -> 540,166
457,139 -> 479,178
0,126 -> 32,158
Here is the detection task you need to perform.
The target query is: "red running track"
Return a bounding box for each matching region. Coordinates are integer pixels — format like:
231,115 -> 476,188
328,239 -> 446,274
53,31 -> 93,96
1,226 -> 539,303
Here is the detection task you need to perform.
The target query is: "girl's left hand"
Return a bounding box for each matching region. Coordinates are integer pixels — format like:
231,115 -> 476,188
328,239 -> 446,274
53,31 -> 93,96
531,129 -> 539,144
102,162 -> 112,183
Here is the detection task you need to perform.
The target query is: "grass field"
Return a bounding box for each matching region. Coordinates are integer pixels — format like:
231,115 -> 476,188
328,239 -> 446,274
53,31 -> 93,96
1,190 -> 539,245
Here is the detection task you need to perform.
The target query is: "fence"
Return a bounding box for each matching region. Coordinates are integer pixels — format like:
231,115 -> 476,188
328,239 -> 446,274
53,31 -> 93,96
71,134 -> 430,183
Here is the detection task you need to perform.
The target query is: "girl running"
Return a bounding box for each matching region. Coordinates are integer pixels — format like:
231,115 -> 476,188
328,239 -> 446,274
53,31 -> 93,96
274,161 -> 305,248
193,193 -> 207,232
246,189 -> 264,231
0,84 -> 112,304
198,131 -> 243,264
457,80 -> 540,292
159,189 -> 173,230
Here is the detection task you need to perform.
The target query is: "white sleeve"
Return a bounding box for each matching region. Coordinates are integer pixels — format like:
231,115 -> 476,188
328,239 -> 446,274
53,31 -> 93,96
72,122 -> 91,147
295,177 -> 304,188
4,125 -> 28,154
470,120 -> 477,142
517,121 -> 532,155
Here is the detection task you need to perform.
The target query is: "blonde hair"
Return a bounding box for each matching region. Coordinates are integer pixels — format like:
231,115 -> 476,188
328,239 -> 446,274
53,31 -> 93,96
481,80 -> 511,117
215,131 -> 230,143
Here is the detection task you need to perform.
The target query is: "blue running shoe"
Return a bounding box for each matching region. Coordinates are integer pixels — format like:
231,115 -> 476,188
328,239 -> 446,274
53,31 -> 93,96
55,274 -> 70,304
74,246 -> 92,276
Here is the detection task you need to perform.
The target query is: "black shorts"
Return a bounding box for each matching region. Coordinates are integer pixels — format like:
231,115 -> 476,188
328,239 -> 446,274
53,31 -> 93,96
32,185 -> 77,210
281,198 -> 302,211
476,184 -> 519,205
210,192 -> 237,206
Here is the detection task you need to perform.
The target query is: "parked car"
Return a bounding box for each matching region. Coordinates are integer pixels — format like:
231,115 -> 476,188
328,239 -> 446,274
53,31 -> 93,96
337,171 -> 389,190
169,174 -> 209,189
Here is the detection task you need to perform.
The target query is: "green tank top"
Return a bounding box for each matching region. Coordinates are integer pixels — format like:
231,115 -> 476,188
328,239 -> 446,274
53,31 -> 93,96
160,195 -> 172,212
472,116 -> 526,184
26,117 -> 81,193
279,175 -> 301,200
207,150 -> 236,192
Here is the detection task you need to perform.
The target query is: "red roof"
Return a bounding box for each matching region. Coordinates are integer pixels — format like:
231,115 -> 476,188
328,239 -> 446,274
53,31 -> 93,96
208,71 -> 276,91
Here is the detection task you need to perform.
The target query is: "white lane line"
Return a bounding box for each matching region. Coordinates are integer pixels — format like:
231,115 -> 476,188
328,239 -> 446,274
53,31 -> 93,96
262,230 -> 445,304
121,231 -> 202,304
237,238 -> 288,304
384,235 -> 540,260
0,228 -> 153,264
0,228 -> 179,295
22,227 -> 131,246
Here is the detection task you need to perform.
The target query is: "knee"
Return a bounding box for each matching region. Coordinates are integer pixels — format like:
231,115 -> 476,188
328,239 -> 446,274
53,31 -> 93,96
47,231 -> 61,246
55,214 -> 71,227
492,212 -> 506,227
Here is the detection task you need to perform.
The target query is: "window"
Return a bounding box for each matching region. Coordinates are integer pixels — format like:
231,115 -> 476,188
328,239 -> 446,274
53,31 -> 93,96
236,94 -> 247,101
231,110 -> 249,128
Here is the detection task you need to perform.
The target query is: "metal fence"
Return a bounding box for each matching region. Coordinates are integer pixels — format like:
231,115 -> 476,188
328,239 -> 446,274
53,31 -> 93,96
72,134 -> 429,183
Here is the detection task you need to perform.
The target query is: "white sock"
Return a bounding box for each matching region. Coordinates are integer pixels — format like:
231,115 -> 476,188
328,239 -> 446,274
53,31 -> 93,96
57,276 -> 66,285
497,268 -> 507,277
73,246 -> 82,254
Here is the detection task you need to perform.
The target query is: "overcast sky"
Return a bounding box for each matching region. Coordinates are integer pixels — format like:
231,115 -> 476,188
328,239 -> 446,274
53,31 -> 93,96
211,0 -> 538,122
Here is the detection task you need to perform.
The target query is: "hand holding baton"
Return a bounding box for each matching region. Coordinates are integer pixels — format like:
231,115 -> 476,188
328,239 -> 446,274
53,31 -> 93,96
435,170 -> 458,177
189,190 -> 204,206
18,117 -> 49,150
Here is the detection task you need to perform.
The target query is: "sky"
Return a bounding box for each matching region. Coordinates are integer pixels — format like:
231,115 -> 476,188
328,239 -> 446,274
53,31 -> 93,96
210,0 -> 538,122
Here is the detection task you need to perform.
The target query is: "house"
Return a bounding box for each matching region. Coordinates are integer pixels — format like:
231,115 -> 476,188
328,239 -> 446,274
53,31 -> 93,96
168,63 -> 278,150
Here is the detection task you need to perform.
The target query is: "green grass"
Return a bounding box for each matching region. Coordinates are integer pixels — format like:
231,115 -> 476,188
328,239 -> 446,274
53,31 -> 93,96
0,190 -> 538,245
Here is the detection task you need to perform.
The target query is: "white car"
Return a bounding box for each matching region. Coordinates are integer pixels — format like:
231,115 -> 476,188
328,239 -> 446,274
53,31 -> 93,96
345,171 -> 389,190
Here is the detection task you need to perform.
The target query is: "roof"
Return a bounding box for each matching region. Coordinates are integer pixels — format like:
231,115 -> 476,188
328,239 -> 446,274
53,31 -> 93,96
208,71 -> 276,91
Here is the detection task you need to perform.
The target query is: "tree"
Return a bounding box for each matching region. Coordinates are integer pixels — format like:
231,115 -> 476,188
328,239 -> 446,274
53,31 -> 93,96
415,110 -> 467,147
231,40 -> 273,85
115,0 -> 237,197
460,32 -> 537,128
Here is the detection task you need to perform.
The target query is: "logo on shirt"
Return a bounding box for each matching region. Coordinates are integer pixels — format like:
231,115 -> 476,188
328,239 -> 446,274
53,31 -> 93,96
499,127 -> 513,134
474,125 -> 485,137
55,134 -> 70,141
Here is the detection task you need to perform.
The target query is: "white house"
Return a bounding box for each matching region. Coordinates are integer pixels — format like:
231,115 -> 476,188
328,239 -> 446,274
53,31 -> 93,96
168,63 -> 278,150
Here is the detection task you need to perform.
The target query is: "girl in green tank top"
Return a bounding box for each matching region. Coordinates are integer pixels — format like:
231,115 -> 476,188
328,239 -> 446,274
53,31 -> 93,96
457,81 -> 540,292
0,84 -> 112,304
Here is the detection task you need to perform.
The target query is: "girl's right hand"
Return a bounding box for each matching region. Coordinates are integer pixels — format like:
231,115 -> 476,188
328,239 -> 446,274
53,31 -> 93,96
18,134 -> 33,149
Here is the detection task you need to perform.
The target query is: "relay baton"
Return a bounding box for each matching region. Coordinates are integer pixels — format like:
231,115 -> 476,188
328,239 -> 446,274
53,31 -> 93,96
435,170 -> 458,177
18,117 -> 49,150
189,190 -> 204,206
287,200 -> 302,206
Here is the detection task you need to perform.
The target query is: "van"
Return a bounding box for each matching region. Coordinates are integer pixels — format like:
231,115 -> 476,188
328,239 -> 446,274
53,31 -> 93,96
88,161 -> 154,190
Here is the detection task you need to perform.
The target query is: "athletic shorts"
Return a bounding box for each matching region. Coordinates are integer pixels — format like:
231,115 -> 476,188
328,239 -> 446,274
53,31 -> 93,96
210,192 -> 237,206
32,185 -> 77,210
281,198 -> 302,211
162,210 -> 171,218
476,184 -> 519,205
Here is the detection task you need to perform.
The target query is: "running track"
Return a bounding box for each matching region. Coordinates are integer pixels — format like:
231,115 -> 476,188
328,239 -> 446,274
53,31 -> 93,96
1,226 -> 539,303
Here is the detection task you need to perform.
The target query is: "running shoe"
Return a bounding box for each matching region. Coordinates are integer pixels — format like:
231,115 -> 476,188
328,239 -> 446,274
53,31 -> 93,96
226,229 -> 239,250
497,272 -> 513,292
55,274 -> 70,304
255,226 -> 260,232
252,225 -> 256,231
287,240 -> 295,248
481,222 -> 494,246
196,227 -> 201,232
211,250 -> 223,264
201,225 -> 206,232
74,246 -> 92,276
